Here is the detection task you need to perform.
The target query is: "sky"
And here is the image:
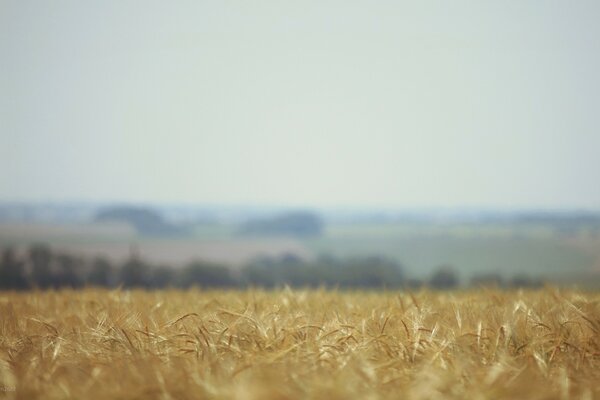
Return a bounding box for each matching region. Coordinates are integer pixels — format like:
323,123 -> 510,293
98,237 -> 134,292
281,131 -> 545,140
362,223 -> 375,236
1,1 -> 600,209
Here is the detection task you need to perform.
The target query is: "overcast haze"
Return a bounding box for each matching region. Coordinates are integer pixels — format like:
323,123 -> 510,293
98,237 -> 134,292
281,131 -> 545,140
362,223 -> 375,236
1,1 -> 599,209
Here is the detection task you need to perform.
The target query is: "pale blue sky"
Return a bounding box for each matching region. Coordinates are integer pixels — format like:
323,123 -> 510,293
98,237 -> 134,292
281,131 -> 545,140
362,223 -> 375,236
1,1 -> 599,209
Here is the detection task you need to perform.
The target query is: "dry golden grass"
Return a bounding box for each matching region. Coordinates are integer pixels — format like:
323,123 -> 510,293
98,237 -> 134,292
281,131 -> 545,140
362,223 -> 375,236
1,288 -> 599,399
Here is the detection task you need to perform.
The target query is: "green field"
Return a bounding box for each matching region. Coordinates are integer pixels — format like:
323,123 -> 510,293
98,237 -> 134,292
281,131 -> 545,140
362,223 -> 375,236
303,223 -> 599,284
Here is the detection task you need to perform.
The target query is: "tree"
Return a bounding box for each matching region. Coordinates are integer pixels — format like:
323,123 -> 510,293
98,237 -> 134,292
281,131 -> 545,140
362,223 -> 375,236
119,257 -> 151,288
470,273 -> 503,288
0,248 -> 29,290
55,253 -> 83,288
429,266 -> 459,289
87,257 -> 114,287
29,244 -> 55,289
150,266 -> 175,289
239,211 -> 324,237
509,274 -> 543,288
344,256 -> 405,288
241,259 -> 279,288
179,261 -> 235,288
95,206 -> 187,236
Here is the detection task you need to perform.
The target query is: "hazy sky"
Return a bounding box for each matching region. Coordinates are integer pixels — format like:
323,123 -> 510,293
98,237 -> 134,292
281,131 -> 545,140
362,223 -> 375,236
1,1 -> 599,209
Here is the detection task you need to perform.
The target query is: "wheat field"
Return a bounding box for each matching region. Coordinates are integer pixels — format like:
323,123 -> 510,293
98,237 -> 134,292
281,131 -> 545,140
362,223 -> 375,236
0,288 -> 599,399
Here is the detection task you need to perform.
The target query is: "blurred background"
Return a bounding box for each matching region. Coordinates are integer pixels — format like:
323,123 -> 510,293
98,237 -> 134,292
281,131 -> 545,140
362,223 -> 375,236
1,1 -> 599,289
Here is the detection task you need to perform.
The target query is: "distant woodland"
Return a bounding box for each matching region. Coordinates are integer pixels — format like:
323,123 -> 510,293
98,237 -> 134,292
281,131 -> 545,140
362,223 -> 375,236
0,245 -> 544,291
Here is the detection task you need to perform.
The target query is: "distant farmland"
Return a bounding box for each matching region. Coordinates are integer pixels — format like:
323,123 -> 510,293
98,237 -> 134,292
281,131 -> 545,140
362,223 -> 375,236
0,222 -> 313,267
1,220 -> 600,286
303,222 -> 600,285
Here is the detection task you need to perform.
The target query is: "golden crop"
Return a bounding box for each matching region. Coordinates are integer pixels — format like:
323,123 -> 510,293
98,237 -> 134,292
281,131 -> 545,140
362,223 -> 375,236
0,288 -> 599,399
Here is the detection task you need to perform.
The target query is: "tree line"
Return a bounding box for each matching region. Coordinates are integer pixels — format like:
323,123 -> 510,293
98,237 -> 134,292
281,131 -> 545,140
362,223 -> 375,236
0,244 -> 543,291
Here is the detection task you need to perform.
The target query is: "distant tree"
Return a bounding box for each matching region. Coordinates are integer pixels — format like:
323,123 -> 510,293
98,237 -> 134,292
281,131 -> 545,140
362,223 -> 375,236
179,261 -> 235,288
0,248 -> 29,290
95,206 -> 188,236
241,259 -> 279,288
470,273 -> 504,288
29,244 -> 55,289
240,255 -> 404,289
404,278 -> 424,290
55,253 -> 84,288
429,266 -> 459,289
150,266 -> 176,289
241,255 -> 319,288
282,262 -> 320,288
338,256 -> 405,288
119,257 -> 151,288
239,211 -> 324,237
87,257 -> 114,287
280,252 -> 303,265
509,274 -> 543,289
